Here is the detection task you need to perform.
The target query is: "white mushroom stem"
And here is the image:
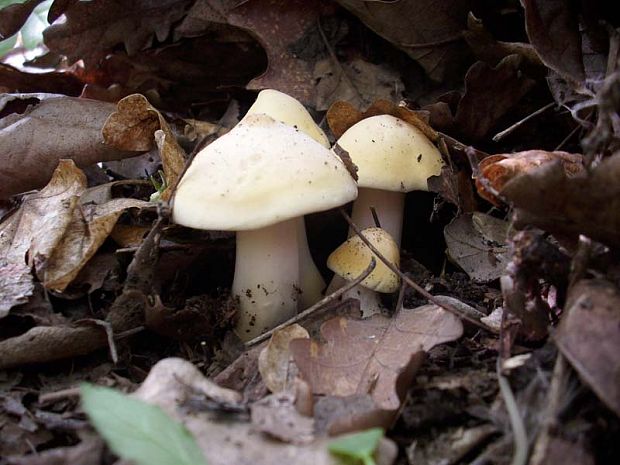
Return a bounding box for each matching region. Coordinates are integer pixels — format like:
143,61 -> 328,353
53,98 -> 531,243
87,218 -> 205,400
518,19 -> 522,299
233,218 -> 300,340
297,218 -> 325,310
349,188 -> 405,247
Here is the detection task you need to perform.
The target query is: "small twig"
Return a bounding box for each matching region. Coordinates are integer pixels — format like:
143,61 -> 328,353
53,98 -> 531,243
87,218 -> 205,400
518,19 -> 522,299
340,208 -> 497,333
370,206 -> 382,229
492,102 -> 555,142
554,124 -> 581,151
39,387 -> 82,404
245,258 -> 377,347
497,357 -> 529,465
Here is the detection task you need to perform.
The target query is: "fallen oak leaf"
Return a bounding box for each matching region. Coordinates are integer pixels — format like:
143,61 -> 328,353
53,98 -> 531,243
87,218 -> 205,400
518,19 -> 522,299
290,303 -> 463,411
258,324 -> 309,393
0,0 -> 45,41
103,94 -> 185,201
0,93 -> 137,199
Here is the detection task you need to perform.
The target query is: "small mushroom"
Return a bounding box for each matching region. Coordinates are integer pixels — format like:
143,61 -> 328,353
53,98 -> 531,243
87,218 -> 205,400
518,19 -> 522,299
327,227 -> 400,316
334,114 -> 444,246
243,89 -> 329,309
173,114 -> 357,340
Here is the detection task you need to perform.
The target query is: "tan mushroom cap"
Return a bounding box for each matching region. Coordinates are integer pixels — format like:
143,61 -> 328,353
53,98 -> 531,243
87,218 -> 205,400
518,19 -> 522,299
244,89 -> 329,147
173,114 -> 357,231
335,114 -> 444,192
327,227 -> 400,293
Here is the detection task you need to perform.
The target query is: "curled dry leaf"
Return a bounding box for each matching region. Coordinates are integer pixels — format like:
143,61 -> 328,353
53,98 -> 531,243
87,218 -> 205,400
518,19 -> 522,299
0,63 -> 84,96
135,358 -> 397,465
555,279 -> 620,417
476,150 -> 584,206
444,213 -> 510,283
290,304 -> 463,412
0,93 -> 134,199
501,152 -> 620,248
258,324 -> 309,393
103,94 -> 185,201
0,0 -> 44,40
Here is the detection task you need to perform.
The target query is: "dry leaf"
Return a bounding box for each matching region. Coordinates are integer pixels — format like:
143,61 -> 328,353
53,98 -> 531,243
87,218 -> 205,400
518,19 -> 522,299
555,279 -> 620,417
43,0 -> 194,64
258,324 -> 309,393
0,93 -> 134,199
0,0 -> 44,40
103,94 -> 186,200
250,391 -> 314,444
444,213 -> 510,283
335,0 -> 471,82
476,150 -> 584,206
501,152 -> 620,248
0,160 -> 85,316
135,358 -> 397,465
0,63 -> 83,96
313,58 -> 404,112
290,304 -> 463,410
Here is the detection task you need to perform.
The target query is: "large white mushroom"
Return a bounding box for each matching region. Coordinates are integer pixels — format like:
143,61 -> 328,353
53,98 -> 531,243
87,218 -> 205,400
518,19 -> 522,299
173,114 -> 357,340
243,89 -> 330,309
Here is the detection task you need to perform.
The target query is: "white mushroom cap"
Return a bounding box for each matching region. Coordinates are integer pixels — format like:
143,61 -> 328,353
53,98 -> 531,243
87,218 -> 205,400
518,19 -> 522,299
335,114 -> 444,192
173,114 -> 357,231
244,89 -> 329,147
327,227 -> 400,293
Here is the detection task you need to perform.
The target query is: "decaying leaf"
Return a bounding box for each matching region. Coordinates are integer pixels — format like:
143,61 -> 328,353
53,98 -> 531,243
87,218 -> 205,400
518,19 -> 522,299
501,152 -> 620,248
0,93 -> 134,199
476,150 -> 584,206
258,324 -> 309,393
290,304 -> 463,411
0,0 -> 45,41
555,279 -> 620,417
335,0 -> 471,82
444,213 -> 511,283
103,94 -> 186,200
313,58 -> 404,112
250,391 -> 314,445
134,358 -> 397,465
454,55 -> 536,141
43,0 -> 194,64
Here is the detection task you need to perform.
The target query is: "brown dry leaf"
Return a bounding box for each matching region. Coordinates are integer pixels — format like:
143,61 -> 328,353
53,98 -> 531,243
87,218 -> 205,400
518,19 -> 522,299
8,436 -> 104,465
444,213 -> 510,283
110,224 -> 149,247
42,197 -> 149,292
335,0 -> 471,82
327,99 -> 438,142
258,324 -> 309,393
250,391 -> 314,445
501,152 -> 620,248
0,160 -> 85,316
313,58 -> 404,112
555,279 -> 620,417
135,357 -> 397,465
522,0 -> 585,84
43,0 -> 193,64
0,0 -> 44,40
290,304 -> 463,410
179,0 -> 324,104
454,55 -> 536,141
103,94 -> 185,200
476,150 -> 584,206
0,93 -> 134,199
0,63 -> 83,96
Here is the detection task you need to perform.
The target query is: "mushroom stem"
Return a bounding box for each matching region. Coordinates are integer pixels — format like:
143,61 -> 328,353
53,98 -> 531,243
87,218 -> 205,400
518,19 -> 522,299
350,188 -> 405,246
297,218 -> 325,310
233,218 -> 300,340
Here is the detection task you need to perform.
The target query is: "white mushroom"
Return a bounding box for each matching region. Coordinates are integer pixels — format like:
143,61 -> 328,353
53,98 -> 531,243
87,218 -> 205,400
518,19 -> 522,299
173,114 -> 357,340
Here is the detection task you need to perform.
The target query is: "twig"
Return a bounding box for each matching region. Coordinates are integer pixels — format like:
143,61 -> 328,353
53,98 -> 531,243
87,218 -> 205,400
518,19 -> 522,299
244,258 -> 377,347
39,387 -> 81,404
492,102 -> 555,142
497,357 -> 529,465
554,124 -> 581,151
339,208 -> 497,333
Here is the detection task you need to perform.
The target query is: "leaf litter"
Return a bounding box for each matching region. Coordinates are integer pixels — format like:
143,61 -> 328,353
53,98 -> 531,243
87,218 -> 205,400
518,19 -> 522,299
1,2 -> 620,465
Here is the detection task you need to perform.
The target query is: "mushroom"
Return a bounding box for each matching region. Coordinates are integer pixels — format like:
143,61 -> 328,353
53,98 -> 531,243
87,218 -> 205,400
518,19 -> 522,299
243,89 -> 329,309
173,114 -> 357,340
327,227 -> 400,316
335,114 -> 444,246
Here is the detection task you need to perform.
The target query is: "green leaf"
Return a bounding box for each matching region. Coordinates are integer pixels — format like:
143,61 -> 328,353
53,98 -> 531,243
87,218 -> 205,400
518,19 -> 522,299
0,34 -> 17,57
328,428 -> 384,465
19,0 -> 50,49
80,383 -> 208,465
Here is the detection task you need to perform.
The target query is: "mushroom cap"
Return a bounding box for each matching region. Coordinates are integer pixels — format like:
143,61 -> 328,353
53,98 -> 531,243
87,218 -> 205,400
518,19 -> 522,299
172,114 -> 357,231
244,89 -> 329,148
327,227 -> 400,293
335,114 -> 444,192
